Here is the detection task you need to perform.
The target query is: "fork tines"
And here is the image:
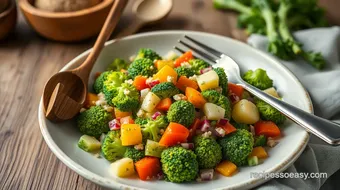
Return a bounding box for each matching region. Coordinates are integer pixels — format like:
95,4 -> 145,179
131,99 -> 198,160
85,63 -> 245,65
174,35 -> 224,63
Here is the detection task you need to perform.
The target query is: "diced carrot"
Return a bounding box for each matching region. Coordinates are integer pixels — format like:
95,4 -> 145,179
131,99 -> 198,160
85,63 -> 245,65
228,83 -> 244,98
249,146 -> 268,159
176,76 -> 198,92
120,116 -> 134,125
153,65 -> 178,84
186,87 -> 206,108
156,98 -> 172,111
84,93 -> 98,108
135,157 -> 161,180
216,161 -> 238,177
174,51 -> 193,68
188,118 -> 201,140
159,122 -> 189,147
133,75 -> 148,91
94,72 -> 102,79
218,121 -> 237,135
114,108 -> 132,118
254,121 -> 281,137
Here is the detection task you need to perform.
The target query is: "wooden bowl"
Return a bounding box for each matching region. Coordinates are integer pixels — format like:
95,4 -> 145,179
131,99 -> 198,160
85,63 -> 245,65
0,1 -> 17,40
19,0 -> 114,42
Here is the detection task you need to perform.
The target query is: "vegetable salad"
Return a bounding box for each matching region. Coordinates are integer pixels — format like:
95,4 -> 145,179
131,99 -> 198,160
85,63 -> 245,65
76,48 -> 286,183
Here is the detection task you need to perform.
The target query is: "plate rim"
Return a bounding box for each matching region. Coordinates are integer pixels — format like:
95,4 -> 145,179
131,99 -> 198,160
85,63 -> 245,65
38,30 -> 312,190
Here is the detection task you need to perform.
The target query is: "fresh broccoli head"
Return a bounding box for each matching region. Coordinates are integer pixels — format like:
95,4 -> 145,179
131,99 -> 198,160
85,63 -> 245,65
112,83 -> 140,112
127,58 -> 157,79
101,131 -> 126,162
77,106 -> 112,138
93,71 -> 112,94
151,82 -> 180,99
218,129 -> 254,166
254,135 -> 267,147
175,66 -> 195,77
161,147 -> 199,183
242,68 -> 273,90
135,117 -> 151,126
103,72 -> 128,105
167,100 -> 195,127
213,67 -> 228,96
193,136 -> 222,169
188,59 -> 210,75
124,147 -> 145,162
141,115 -> 169,142
201,90 -> 232,119
255,98 -> 286,125
135,48 -> 162,61
106,58 -> 130,71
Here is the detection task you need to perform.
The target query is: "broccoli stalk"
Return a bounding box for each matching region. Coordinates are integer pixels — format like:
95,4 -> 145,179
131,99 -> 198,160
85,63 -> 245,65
141,115 -> 169,142
213,0 -> 253,15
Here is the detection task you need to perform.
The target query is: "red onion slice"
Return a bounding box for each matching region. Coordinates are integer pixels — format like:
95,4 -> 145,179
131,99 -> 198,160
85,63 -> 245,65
152,111 -> 162,120
109,119 -> 121,130
229,93 -> 240,104
200,67 -> 212,74
181,143 -> 194,150
200,169 -> 214,181
215,127 -> 226,137
200,119 -> 211,132
147,79 -> 160,88
218,118 -> 229,126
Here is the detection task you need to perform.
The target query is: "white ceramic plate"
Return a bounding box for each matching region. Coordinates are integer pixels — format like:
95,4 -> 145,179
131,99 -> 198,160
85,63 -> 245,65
38,31 -> 312,190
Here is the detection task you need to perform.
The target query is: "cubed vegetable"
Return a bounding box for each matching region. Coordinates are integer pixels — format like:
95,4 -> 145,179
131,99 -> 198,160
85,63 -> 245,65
197,70 -> 219,91
135,157 -> 161,180
176,76 -> 198,92
85,93 -> 98,108
120,116 -> 134,125
203,103 -> 225,120
155,60 -> 174,70
114,108 -> 132,118
232,99 -> 260,124
159,122 -> 189,147
133,76 -> 148,91
145,140 -> 165,158
153,65 -> 178,84
263,87 -> 280,98
215,161 -> 237,177
249,146 -> 268,159
140,88 -> 150,101
110,158 -> 135,178
185,87 -> 206,108
156,98 -> 172,111
174,51 -> 193,67
248,156 -> 259,166
141,92 -> 161,112
121,124 -> 142,146
77,135 -> 101,152
254,121 -> 281,137
228,83 -> 244,98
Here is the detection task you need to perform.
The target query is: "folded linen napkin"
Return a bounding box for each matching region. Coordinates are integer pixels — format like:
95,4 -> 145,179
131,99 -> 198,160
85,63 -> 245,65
248,26 -> 340,190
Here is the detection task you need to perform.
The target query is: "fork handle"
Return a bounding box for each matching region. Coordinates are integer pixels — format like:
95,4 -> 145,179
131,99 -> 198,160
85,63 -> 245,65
238,82 -> 340,145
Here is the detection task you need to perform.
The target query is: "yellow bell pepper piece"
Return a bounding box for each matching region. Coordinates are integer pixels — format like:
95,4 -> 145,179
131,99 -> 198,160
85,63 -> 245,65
121,124 -> 142,146
249,146 -> 268,159
216,161 -> 238,177
155,60 -> 174,70
153,65 -> 178,84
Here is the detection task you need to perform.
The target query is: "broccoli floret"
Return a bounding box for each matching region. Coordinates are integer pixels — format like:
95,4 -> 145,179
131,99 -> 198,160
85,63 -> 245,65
135,48 -> 162,61
77,106 -> 112,138
167,100 -> 195,127
188,59 -> 210,75
103,72 -> 128,105
255,98 -> 286,124
230,120 -> 249,131
141,115 -> 169,142
151,82 -> 180,99
254,135 -> 267,147
127,58 -> 157,79
112,83 -> 140,112
124,147 -> 145,162
193,136 -> 222,169
161,147 -> 199,183
106,58 -> 130,71
213,67 -> 229,96
93,71 -> 111,94
101,131 -> 126,162
175,67 -> 195,77
201,90 -> 232,119
242,69 -> 273,90
218,129 -> 254,166
135,117 -> 151,126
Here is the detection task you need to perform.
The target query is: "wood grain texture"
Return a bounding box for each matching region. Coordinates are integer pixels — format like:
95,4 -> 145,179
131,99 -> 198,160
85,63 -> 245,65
1,0 -> 340,189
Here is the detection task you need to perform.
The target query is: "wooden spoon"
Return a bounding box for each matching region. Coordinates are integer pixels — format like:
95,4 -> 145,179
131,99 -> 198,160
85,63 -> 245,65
43,0 -> 128,122
116,0 -> 173,38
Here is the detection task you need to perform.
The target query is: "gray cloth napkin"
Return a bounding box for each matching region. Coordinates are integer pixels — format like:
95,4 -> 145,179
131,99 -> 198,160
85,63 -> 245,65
248,26 -> 340,190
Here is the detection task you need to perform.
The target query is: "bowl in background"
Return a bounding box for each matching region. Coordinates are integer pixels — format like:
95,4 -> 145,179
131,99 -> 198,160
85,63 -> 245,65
19,0 -> 115,42
0,0 -> 17,40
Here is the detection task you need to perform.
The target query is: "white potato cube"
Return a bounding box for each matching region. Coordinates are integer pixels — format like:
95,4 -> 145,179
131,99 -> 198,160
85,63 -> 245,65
141,92 -> 161,112
232,99 -> 260,124
110,158 -> 135,178
197,70 -> 219,91
140,88 -> 150,101
263,87 -> 280,98
203,103 -> 225,120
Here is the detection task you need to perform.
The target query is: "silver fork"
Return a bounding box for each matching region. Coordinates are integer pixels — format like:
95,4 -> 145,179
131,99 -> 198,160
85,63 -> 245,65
175,35 -> 340,146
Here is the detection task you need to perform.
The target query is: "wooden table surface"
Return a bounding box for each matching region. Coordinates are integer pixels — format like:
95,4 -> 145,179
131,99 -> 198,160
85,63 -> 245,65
1,0 -> 339,189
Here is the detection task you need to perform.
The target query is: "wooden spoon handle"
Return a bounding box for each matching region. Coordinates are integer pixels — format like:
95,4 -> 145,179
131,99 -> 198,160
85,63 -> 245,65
73,0 -> 128,81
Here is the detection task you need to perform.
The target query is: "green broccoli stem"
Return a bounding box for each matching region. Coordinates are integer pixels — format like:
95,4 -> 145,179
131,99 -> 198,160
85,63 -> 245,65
213,0 -> 254,15
301,51 -> 326,70
277,2 -> 302,55
257,1 -> 277,42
